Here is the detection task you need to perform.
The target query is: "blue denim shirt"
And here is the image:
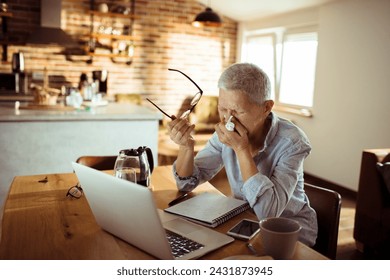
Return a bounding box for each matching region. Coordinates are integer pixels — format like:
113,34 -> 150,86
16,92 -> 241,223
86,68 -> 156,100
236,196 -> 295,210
173,112 -> 318,246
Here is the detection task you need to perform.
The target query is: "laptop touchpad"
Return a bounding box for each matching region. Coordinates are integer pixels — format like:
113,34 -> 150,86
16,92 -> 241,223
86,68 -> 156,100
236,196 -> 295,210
163,219 -> 201,235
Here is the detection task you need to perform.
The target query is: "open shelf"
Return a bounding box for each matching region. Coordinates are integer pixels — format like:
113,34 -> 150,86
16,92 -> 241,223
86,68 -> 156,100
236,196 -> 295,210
87,0 -> 136,64
90,33 -> 135,41
87,52 -> 133,58
89,10 -> 139,20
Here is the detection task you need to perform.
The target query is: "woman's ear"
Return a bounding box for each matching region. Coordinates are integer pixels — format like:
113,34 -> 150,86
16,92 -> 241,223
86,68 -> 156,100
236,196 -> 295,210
264,100 -> 274,114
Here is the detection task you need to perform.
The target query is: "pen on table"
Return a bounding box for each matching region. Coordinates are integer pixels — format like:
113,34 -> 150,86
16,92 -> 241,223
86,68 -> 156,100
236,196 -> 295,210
168,192 -> 190,206
247,243 -> 259,256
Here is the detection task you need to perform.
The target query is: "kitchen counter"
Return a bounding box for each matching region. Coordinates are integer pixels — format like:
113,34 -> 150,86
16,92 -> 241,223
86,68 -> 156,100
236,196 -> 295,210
0,102 -> 162,217
0,95 -> 34,102
0,102 -> 160,121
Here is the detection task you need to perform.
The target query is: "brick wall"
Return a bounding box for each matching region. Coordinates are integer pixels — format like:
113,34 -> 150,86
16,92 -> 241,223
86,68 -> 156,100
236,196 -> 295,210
1,0 -> 237,115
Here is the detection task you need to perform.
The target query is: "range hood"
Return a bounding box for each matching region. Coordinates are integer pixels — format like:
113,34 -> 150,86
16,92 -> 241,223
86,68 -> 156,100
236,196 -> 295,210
26,0 -> 78,47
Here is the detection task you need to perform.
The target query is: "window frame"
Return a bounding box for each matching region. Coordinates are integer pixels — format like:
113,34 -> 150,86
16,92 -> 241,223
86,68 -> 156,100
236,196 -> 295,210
241,25 -> 318,117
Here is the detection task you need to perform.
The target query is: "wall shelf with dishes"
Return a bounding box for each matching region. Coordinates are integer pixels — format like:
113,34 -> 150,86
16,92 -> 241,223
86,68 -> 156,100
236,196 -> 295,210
87,0 -> 137,64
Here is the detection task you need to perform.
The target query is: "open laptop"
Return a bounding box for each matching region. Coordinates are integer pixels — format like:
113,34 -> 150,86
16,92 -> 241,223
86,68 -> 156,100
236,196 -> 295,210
72,162 -> 234,260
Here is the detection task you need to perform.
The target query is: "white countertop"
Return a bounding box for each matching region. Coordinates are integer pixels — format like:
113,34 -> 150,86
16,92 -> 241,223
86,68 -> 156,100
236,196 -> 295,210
0,102 -> 162,122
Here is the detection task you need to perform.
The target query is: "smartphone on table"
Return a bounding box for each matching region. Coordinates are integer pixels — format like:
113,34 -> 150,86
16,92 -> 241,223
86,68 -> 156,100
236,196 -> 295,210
227,219 -> 260,240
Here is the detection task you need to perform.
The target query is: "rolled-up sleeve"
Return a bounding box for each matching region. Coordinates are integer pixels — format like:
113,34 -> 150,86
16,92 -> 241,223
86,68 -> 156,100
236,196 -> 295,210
173,133 -> 224,191
172,162 -> 200,192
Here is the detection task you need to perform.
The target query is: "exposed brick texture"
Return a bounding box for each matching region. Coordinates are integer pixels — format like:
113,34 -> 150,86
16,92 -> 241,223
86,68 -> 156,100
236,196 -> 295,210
1,0 -> 237,115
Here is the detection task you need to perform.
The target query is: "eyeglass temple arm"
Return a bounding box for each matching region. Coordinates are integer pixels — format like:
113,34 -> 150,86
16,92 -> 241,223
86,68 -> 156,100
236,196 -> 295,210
146,98 -> 174,120
168,68 -> 203,94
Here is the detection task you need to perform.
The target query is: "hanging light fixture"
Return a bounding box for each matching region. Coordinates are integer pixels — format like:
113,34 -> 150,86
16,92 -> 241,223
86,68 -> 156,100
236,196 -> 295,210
192,1 -> 222,28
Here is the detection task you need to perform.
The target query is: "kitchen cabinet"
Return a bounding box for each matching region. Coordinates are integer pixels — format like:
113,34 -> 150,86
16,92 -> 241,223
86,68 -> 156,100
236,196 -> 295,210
0,11 -> 13,62
87,0 -> 137,64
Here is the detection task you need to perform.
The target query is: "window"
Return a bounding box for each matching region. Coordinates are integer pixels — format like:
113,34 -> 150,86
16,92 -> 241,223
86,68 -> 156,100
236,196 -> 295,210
279,32 -> 318,107
241,27 -> 318,115
243,34 -> 276,100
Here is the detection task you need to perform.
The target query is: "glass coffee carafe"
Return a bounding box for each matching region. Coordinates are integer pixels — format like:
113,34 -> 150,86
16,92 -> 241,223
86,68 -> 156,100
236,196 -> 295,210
114,146 -> 154,188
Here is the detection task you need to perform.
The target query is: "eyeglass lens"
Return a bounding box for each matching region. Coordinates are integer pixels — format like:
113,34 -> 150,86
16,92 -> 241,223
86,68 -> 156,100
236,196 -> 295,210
190,92 -> 202,106
179,92 -> 202,118
146,69 -> 203,120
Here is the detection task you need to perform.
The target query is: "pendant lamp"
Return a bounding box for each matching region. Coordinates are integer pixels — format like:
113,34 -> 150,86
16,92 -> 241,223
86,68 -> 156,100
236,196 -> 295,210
192,4 -> 222,28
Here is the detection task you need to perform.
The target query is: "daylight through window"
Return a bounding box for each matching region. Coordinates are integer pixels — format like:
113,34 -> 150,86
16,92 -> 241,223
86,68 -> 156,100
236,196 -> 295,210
241,27 -> 318,110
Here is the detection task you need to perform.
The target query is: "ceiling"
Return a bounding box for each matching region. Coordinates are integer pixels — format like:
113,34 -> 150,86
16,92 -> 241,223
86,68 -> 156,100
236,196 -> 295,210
197,0 -> 338,22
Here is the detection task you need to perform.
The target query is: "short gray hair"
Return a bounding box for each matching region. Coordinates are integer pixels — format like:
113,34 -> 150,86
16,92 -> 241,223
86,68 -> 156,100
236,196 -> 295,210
218,63 -> 271,104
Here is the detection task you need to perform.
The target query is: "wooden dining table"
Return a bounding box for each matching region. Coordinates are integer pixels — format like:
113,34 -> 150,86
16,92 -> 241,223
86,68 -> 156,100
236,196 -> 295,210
0,165 -> 327,260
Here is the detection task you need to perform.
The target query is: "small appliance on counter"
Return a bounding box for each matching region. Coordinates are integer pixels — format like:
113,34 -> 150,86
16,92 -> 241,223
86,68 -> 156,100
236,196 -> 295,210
0,72 -> 29,96
12,52 -> 28,94
92,70 -> 108,94
0,73 -> 16,93
12,52 -> 25,73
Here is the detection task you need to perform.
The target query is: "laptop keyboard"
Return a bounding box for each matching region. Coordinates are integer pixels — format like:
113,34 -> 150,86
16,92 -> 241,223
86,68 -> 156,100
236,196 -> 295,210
165,230 -> 204,258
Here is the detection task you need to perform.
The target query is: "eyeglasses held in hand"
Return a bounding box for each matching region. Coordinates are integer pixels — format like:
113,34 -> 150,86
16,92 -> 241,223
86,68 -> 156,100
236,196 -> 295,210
146,68 -> 203,120
66,183 -> 83,199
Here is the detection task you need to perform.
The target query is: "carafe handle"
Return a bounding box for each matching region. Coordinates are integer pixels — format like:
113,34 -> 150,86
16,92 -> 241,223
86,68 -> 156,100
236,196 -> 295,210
145,147 -> 154,173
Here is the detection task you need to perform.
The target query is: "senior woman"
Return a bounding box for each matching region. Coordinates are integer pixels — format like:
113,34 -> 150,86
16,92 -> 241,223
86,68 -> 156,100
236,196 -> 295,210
167,62 -> 317,246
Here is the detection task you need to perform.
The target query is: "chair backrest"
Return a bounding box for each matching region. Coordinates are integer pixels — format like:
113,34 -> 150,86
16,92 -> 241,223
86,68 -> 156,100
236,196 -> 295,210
190,96 -> 219,133
304,183 -> 342,259
115,93 -> 142,105
76,156 -> 117,171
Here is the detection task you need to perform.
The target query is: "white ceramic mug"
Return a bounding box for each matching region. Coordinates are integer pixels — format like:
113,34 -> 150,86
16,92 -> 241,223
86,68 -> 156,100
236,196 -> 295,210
259,217 -> 301,259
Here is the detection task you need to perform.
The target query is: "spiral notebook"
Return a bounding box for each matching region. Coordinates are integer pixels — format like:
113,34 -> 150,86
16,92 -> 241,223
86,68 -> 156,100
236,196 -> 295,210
164,192 -> 250,228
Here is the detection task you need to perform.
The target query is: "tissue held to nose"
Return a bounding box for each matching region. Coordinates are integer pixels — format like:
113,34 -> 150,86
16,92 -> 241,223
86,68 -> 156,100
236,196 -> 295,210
225,115 -> 235,131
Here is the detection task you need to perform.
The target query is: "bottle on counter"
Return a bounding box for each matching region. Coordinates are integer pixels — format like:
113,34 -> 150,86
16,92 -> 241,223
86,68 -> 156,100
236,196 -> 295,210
79,73 -> 93,101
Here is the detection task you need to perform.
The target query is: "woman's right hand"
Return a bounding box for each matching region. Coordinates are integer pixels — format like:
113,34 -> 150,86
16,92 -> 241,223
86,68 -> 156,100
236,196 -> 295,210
167,117 -> 195,148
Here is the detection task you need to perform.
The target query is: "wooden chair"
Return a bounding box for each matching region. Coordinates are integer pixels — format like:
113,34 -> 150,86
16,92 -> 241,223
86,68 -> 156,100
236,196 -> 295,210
189,95 -> 219,133
305,183 -> 342,259
76,155 -> 117,171
114,93 -> 142,105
